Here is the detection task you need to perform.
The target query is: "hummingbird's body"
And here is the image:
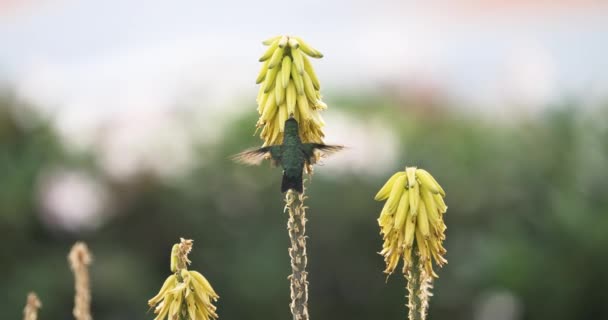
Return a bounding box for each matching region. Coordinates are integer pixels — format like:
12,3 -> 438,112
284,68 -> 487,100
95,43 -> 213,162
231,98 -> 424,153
233,118 -> 343,193
279,120 -> 306,192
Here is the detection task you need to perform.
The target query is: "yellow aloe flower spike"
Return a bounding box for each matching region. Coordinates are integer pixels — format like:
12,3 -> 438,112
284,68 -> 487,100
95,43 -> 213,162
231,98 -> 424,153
148,238 -> 219,320
255,35 -> 327,146
375,167 -> 448,320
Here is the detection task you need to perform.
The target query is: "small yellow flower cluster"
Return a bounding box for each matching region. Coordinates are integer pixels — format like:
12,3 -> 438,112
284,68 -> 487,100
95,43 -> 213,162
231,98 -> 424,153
375,167 -> 448,278
255,35 -> 327,146
148,239 -> 219,320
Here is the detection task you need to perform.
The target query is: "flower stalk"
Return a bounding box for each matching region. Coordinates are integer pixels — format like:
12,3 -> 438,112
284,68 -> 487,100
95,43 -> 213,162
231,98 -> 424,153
68,242 -> 93,320
285,189 -> 310,320
406,253 -> 433,320
23,292 -> 42,320
246,36 -> 336,320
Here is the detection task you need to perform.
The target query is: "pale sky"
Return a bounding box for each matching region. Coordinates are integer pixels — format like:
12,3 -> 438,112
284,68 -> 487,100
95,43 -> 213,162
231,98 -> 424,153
2,1 -> 607,119
1,0 -> 608,179
3,1 -> 608,229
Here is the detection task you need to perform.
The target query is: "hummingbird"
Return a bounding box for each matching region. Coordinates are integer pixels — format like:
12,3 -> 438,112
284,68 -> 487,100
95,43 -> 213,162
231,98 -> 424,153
232,117 -> 343,193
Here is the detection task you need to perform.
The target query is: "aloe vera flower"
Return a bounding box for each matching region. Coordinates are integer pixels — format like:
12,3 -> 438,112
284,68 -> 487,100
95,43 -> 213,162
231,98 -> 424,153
148,238 -> 219,320
375,167 -> 448,278
255,35 -> 327,146
376,167 -> 448,319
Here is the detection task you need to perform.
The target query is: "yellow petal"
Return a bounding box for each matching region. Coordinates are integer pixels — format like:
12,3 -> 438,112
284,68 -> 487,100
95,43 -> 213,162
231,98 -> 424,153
375,171 -> 406,201
189,271 -> 219,299
393,190 -> 410,231
416,168 -> 445,196
148,275 -> 177,306
409,181 -> 419,217
417,200 -> 431,239
386,175 -> 407,214
405,166 -> 417,189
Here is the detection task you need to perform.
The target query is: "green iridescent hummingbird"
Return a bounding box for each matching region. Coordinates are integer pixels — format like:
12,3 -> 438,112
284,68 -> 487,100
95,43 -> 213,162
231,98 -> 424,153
233,118 -> 343,193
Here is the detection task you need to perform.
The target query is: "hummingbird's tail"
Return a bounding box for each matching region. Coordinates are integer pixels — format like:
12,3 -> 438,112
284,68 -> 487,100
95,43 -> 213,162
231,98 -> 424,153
281,172 -> 303,193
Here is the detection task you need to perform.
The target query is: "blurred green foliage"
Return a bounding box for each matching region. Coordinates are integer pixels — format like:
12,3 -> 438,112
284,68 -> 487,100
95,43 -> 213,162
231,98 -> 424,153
1,92 -> 607,320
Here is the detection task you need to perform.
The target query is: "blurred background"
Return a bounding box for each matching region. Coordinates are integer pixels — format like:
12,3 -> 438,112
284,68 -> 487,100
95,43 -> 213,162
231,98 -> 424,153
2,1 -> 608,319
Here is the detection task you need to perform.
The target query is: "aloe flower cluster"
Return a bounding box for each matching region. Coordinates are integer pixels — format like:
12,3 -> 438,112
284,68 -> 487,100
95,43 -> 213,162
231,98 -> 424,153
255,35 -> 327,146
375,166 -> 448,319
148,239 -> 219,320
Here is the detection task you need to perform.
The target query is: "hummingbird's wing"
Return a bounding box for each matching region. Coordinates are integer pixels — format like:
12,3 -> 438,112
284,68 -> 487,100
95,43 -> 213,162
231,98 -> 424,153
231,146 -> 282,166
301,143 -> 344,164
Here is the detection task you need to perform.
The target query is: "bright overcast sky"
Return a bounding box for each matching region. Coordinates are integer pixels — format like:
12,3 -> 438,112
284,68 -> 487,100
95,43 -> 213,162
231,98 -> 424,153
1,0 -> 608,199
3,1 -> 607,231
1,0 -> 607,124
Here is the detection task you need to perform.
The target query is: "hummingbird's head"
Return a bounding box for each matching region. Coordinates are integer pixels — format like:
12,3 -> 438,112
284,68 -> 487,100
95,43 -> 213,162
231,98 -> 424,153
284,117 -> 299,135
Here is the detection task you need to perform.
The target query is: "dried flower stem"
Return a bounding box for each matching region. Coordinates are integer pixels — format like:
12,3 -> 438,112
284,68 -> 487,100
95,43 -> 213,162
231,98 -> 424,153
406,252 -> 433,320
68,242 -> 93,320
170,238 -> 194,318
171,238 -> 194,273
285,188 -> 310,320
23,292 -> 41,320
